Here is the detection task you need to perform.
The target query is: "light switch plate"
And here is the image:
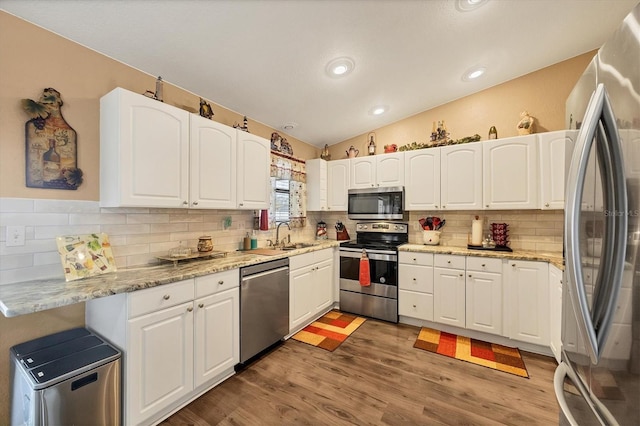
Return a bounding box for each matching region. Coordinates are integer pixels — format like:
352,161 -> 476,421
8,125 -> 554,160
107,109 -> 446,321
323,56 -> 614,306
6,225 -> 26,247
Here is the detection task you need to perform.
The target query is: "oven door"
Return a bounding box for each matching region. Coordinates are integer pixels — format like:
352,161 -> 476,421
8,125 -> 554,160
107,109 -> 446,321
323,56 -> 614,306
339,248 -> 399,322
347,187 -> 404,220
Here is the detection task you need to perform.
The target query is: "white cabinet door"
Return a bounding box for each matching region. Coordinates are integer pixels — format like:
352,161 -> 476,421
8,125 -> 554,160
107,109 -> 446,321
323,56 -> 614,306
506,260 -> 549,345
190,115 -> 237,209
350,157 -> 376,189
398,290 -> 434,321
100,87 -> 190,208
539,131 -> 573,210
466,270 -> 502,335
440,143 -> 482,210
376,152 -> 404,187
306,159 -> 328,211
127,302 -> 194,426
289,267 -> 313,331
404,149 -> 441,210
312,259 -> 334,313
483,135 -> 538,209
327,159 -> 350,211
194,287 -> 239,388
237,131 -> 270,209
433,267 -> 466,327
549,264 -> 563,363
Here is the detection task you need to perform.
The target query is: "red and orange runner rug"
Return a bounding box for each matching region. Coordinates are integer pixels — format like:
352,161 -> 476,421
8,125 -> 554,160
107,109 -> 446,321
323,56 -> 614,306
414,327 -> 529,378
291,310 -> 366,351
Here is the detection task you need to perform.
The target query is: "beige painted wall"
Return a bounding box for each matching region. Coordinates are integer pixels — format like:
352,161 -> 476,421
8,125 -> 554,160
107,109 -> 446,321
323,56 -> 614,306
328,51 -> 595,159
0,11 -> 318,200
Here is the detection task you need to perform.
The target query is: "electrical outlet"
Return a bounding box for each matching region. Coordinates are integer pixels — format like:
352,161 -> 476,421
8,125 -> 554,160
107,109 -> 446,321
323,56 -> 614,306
6,225 -> 26,247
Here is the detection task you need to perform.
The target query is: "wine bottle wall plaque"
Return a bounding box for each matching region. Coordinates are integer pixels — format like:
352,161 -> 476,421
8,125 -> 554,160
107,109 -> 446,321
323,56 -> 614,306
22,88 -> 83,189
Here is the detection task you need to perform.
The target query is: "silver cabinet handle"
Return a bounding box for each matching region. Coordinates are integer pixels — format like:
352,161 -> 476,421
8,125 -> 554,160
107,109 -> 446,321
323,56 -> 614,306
545,203 -> 550,207
239,203 -> 244,206
512,263 -> 516,267
412,277 -> 416,281
468,274 -> 472,278
459,273 -> 463,277
218,280 -> 224,285
435,205 -> 438,208
193,201 -> 198,206
481,264 -> 485,267
486,204 -> 490,208
447,260 -> 451,264
187,306 -> 193,312
198,303 -> 204,308
413,258 -> 417,262
412,304 -> 416,308
182,201 -> 188,205
163,294 -> 170,300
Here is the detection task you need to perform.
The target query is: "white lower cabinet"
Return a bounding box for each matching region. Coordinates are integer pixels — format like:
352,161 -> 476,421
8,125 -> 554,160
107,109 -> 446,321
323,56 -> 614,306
505,260 -> 549,346
549,264 -> 563,363
433,255 -> 466,328
289,248 -> 334,333
86,270 -> 239,426
398,252 -> 434,321
465,257 -> 503,336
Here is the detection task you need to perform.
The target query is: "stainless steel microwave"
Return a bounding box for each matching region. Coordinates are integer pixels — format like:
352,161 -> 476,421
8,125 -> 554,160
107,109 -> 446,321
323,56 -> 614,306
347,187 -> 404,220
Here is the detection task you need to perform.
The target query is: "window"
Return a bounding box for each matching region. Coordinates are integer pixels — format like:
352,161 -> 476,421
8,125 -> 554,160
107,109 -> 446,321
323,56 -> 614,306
274,179 -> 290,223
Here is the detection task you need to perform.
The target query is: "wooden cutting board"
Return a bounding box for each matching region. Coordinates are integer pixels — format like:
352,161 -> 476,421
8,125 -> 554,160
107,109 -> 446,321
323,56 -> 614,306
249,248 -> 286,256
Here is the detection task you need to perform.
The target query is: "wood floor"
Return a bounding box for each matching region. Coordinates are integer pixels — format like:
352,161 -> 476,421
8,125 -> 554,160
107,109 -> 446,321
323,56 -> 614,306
161,319 -> 559,425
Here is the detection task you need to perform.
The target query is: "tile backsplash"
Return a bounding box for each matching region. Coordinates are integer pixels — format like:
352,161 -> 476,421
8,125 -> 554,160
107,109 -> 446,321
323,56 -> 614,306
1,197 -> 563,285
0,198 -> 315,285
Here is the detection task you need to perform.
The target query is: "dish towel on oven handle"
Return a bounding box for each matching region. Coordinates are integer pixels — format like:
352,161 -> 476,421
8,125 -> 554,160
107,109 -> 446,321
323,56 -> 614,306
359,249 -> 371,286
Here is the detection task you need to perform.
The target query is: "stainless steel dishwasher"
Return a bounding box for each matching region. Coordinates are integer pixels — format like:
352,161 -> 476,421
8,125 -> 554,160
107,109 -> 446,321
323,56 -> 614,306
239,257 -> 289,363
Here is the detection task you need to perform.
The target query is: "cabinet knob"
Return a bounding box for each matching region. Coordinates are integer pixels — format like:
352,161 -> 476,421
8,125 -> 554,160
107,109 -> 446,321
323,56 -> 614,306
482,264 -> 486,267
545,203 -> 550,207
442,205 -> 446,208
412,304 -> 417,308
459,273 -> 463,277
218,280 -> 224,285
468,274 -> 472,278
182,201 -> 188,205
512,263 -> 516,267
486,204 -> 489,208
413,258 -> 417,262
198,303 -> 204,308
187,306 -> 193,312
163,294 -> 170,300
239,203 -> 244,206
447,260 -> 451,264
435,205 -> 438,208
193,201 -> 199,206
413,277 -> 417,281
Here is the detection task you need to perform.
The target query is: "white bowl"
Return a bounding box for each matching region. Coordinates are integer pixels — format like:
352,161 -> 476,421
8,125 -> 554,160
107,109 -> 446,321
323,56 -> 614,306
423,230 -> 441,245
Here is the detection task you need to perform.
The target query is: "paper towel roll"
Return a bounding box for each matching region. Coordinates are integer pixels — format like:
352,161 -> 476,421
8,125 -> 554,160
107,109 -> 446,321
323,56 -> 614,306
471,218 -> 483,246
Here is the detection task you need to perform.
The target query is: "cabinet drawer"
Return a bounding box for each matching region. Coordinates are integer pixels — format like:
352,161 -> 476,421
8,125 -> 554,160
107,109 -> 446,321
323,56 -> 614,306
128,279 -> 194,318
399,290 -> 433,321
290,248 -> 333,270
434,254 -> 465,270
399,251 -> 434,266
195,269 -> 239,298
399,264 -> 433,293
466,257 -> 503,273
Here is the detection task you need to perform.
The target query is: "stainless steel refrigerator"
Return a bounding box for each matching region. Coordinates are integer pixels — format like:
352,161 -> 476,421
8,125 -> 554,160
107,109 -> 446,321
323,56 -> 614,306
555,3 -> 639,425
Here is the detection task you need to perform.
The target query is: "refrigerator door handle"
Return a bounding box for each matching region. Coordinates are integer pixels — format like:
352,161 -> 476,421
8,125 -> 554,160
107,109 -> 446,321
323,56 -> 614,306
564,84 -> 628,364
591,87 -> 628,357
553,363 -> 579,426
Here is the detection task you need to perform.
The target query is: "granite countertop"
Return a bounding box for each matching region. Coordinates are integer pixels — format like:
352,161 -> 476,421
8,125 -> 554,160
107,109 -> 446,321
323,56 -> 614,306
399,244 -> 564,269
0,241 -> 339,318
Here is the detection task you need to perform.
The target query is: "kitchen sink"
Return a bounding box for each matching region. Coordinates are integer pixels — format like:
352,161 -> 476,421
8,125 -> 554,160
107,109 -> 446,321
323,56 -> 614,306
281,242 -> 318,251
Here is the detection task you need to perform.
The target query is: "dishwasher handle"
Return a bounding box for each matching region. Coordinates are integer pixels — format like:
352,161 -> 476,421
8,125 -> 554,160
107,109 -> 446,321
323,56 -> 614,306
241,266 -> 289,282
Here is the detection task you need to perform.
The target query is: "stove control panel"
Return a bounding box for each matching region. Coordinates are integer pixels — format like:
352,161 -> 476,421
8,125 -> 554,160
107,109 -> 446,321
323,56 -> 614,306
356,222 -> 408,233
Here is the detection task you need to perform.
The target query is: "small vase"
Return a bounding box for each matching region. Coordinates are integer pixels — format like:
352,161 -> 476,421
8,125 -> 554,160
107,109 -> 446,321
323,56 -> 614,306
423,230 -> 441,245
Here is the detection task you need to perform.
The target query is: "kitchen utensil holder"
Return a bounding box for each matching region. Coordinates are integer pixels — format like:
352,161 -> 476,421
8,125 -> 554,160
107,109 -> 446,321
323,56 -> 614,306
423,230 -> 441,245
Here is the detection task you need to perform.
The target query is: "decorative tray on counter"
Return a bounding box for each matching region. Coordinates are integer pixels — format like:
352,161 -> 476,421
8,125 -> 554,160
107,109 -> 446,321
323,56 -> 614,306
467,244 -> 513,252
156,250 -> 228,267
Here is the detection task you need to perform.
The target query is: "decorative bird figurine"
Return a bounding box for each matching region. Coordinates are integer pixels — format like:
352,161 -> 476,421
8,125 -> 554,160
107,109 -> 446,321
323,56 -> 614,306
199,98 -> 214,119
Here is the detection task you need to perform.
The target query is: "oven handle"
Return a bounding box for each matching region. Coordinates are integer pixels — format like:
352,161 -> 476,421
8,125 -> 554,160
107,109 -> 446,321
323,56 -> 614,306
339,250 -> 397,262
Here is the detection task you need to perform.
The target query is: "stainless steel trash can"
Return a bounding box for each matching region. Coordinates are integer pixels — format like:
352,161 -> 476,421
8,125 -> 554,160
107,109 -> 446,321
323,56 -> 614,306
10,327 -> 121,426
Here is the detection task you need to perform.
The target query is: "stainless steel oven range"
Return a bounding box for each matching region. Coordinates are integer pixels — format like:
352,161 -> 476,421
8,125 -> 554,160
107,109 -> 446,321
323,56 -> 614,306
339,222 -> 408,323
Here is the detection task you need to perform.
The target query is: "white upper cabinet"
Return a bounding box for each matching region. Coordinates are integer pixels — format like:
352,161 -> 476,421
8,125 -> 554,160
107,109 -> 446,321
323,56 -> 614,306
236,131 -> 270,210
327,159 -> 350,211
190,115 -> 237,209
440,143 -> 483,210
404,149 -> 441,210
100,87 -> 190,208
306,159 -> 328,211
483,135 -> 538,209
350,153 -> 404,189
539,131 -> 574,209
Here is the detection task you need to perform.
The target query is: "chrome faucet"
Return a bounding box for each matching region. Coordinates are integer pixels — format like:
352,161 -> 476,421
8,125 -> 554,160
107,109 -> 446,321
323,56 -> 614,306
275,221 -> 291,248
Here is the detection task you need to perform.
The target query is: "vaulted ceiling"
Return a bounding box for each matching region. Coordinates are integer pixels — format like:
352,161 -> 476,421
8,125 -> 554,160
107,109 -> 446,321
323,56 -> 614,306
2,0 -> 637,147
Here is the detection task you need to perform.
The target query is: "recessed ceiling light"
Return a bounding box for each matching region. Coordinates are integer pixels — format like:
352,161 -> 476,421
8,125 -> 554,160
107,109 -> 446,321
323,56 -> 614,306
326,57 -> 355,78
456,0 -> 489,12
282,122 -> 297,131
462,66 -> 486,81
369,105 -> 388,116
